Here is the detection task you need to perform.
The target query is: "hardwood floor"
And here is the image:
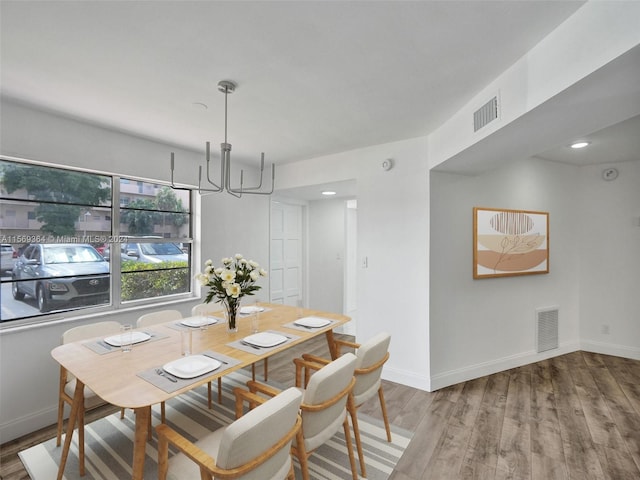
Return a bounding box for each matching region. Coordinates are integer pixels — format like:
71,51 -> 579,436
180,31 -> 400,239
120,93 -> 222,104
2,338 -> 639,480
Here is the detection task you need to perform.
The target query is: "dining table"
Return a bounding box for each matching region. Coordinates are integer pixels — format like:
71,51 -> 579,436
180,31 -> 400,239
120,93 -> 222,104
51,303 -> 349,480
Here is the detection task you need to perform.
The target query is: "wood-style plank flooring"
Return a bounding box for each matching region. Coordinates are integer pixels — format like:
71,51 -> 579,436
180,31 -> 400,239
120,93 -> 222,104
2,337 -> 639,480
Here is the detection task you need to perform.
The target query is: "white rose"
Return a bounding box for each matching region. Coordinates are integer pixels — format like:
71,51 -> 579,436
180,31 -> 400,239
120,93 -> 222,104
214,267 -> 223,275
259,268 -> 268,277
248,260 -> 259,268
205,259 -> 213,266
250,270 -> 259,281
235,253 -> 243,260
226,283 -> 241,298
222,257 -> 232,265
221,269 -> 236,282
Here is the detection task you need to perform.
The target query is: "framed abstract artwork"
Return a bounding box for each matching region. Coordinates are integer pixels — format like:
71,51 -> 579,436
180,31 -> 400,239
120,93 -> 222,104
473,207 -> 549,279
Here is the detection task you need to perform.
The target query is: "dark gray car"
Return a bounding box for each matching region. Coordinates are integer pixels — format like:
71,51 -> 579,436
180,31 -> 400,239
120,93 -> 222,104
12,243 -> 110,312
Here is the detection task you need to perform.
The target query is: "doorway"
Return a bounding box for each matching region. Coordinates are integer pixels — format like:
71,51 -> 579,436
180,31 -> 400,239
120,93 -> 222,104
270,181 -> 357,333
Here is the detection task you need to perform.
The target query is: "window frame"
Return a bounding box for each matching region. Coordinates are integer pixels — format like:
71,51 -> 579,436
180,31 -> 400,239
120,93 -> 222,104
0,155 -> 196,327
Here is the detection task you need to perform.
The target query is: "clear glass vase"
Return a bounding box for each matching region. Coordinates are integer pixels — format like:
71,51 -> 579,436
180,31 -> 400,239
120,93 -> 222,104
223,300 -> 239,333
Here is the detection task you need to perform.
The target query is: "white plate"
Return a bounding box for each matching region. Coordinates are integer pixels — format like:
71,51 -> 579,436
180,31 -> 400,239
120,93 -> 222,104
239,306 -> 265,314
181,316 -> 218,328
243,332 -> 287,348
163,355 -> 221,379
104,331 -> 151,347
294,316 -> 332,328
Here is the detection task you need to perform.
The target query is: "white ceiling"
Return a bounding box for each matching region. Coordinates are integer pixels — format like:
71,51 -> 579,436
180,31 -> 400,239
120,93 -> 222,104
1,1 -> 637,200
1,1 -> 584,161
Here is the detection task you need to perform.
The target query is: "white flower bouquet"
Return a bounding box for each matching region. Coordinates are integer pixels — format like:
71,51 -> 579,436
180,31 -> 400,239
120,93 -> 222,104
196,254 -> 267,330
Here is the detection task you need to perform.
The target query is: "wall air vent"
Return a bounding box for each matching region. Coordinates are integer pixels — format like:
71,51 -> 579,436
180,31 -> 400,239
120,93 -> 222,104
536,306 -> 559,353
473,96 -> 499,132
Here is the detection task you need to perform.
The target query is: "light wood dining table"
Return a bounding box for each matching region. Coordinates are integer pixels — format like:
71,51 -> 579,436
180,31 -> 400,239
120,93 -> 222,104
51,303 -> 349,480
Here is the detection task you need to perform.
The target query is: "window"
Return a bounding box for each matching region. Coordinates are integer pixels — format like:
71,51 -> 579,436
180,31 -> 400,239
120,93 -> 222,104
0,157 -> 194,323
118,177 -> 191,304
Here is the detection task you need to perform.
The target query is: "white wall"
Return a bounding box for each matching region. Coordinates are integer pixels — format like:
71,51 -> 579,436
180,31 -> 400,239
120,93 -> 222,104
579,160 -> 640,358
429,157 -> 582,388
276,136 -> 431,392
429,155 -> 640,390
308,198 -> 346,314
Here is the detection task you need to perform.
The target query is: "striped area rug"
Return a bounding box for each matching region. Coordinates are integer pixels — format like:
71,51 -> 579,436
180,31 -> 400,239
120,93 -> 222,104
19,371 -> 412,479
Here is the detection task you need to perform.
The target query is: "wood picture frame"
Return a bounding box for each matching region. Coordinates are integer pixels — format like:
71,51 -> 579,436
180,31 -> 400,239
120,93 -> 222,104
473,207 -> 549,279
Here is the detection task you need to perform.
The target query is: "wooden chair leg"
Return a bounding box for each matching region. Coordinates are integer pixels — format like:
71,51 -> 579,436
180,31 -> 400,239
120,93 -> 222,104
263,357 -> 268,381
348,397 -> 367,478
217,378 -> 222,404
343,417 -> 359,480
378,386 -> 392,442
251,363 -> 256,381
294,429 -> 311,480
120,407 -> 125,419
161,401 -> 166,423
207,381 -> 212,409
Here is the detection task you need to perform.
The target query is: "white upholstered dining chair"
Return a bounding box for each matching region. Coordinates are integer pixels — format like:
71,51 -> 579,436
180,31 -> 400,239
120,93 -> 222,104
56,320 -> 122,476
302,331 -> 392,478
191,303 -> 219,317
137,309 -> 183,326
236,352 -> 359,480
156,387 -> 303,480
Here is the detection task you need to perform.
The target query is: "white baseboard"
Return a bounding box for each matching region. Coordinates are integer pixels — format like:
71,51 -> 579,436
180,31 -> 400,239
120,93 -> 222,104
383,365 -> 431,392
580,340 -> 640,360
429,341 -> 581,391
0,405 -> 58,444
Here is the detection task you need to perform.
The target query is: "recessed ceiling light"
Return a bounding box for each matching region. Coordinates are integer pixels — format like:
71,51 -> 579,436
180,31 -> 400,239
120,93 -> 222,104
570,141 -> 590,149
322,191 -> 337,196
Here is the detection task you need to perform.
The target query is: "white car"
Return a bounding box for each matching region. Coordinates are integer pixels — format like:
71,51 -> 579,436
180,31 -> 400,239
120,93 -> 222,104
121,242 -> 188,264
1,244 -> 17,274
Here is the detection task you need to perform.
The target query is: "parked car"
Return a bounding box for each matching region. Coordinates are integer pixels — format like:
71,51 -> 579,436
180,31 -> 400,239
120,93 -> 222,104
12,243 -> 110,312
120,242 -> 188,264
1,244 -> 18,274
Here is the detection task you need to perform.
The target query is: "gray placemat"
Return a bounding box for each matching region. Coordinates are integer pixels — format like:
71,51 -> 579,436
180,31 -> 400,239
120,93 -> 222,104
282,317 -> 338,333
136,351 -> 242,393
82,329 -> 170,355
227,330 -> 300,355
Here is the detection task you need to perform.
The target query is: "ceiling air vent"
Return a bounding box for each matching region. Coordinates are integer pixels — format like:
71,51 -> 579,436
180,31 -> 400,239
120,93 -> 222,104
473,96 -> 498,132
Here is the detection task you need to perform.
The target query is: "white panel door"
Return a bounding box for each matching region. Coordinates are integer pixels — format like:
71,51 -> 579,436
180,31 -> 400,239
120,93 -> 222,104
270,202 -> 303,306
